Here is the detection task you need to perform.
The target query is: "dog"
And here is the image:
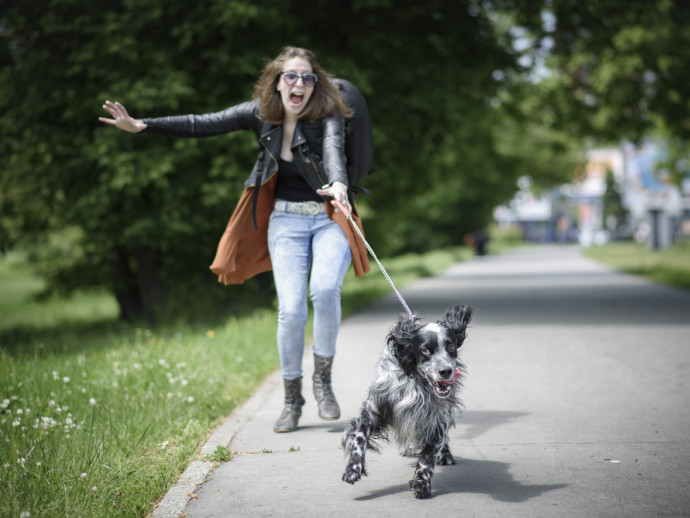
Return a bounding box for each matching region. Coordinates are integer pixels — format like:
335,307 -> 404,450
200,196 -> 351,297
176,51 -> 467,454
341,304 -> 473,499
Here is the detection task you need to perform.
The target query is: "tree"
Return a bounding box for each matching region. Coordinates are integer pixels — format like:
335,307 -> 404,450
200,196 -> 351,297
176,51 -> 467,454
516,1 -> 690,147
601,168 -> 627,237
1,0 -> 564,322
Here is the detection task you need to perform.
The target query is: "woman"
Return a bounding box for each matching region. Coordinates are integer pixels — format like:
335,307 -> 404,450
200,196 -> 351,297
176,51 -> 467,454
100,46 -> 370,433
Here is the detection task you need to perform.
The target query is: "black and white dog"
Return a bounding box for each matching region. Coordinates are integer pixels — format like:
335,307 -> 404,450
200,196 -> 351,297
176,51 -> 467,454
342,304 -> 473,498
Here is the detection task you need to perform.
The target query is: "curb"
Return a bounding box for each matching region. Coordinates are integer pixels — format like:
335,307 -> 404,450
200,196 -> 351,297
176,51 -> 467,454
151,370 -> 283,518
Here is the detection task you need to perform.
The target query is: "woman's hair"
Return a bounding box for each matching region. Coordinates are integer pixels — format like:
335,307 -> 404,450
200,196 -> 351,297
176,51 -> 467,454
253,46 -> 353,124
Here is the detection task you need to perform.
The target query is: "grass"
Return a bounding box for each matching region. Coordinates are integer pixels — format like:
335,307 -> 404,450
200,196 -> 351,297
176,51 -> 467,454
583,240 -> 690,291
0,244 -> 473,518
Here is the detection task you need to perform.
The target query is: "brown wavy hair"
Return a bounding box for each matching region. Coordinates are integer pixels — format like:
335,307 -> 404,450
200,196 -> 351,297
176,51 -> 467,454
253,46 -> 353,124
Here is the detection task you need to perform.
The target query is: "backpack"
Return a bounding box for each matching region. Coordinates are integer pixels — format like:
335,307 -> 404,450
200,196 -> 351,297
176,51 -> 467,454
330,78 -> 374,193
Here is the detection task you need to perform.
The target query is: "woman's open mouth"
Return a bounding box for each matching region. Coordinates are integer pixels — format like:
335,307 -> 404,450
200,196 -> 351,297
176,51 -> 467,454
289,92 -> 304,108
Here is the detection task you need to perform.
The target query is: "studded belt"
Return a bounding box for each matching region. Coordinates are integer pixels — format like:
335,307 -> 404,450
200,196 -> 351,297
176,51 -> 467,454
274,199 -> 326,215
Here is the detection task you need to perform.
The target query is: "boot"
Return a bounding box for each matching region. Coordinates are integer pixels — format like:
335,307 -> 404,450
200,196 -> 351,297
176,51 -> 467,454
273,378 -> 305,433
312,354 -> 341,420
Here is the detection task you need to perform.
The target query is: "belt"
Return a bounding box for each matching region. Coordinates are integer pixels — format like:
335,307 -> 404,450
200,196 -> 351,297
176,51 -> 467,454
274,199 -> 326,215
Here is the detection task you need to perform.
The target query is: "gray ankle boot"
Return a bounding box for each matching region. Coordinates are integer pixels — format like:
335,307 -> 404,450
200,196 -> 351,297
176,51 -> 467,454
312,354 -> 340,420
274,378 -> 305,433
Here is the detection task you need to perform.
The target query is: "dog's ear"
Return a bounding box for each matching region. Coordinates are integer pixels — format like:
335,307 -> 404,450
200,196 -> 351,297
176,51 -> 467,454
387,314 -> 421,377
440,304 -> 473,344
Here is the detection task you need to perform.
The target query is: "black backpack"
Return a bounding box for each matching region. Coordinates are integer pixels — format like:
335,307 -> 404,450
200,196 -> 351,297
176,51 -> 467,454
330,78 -> 374,193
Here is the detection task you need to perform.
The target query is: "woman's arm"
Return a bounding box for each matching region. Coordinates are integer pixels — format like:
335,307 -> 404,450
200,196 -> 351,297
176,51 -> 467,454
320,115 -> 348,186
99,99 -> 259,137
317,116 -> 351,213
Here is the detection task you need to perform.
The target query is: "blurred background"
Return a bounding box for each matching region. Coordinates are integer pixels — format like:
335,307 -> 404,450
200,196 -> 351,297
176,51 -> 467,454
2,0 -> 689,324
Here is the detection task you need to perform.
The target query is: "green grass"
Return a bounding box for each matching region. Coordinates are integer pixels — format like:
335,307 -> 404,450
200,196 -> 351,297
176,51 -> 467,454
583,241 -> 690,291
0,244 -> 473,518
0,251 -> 119,333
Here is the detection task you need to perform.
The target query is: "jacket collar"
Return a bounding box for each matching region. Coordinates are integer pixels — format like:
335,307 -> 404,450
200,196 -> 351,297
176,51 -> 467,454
259,120 -> 306,157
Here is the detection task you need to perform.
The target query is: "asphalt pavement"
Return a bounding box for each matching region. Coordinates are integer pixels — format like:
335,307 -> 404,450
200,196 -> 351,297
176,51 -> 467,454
152,244 -> 690,518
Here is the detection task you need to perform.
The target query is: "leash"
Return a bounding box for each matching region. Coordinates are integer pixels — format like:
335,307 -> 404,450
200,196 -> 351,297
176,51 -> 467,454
332,199 -> 415,320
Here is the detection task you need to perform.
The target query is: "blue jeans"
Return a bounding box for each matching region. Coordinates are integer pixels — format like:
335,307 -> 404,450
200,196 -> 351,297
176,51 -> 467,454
267,209 -> 352,380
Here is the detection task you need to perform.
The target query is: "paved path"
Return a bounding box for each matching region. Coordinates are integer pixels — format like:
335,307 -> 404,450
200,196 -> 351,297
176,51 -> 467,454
153,245 -> 690,517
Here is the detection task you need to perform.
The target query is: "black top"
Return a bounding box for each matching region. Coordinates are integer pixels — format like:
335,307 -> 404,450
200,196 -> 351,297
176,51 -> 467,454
274,157 -> 323,202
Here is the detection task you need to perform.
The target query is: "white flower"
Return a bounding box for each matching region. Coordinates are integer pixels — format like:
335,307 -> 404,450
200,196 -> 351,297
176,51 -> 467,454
91,486 -> 97,493
181,379 -> 188,387
17,458 -> 26,466
81,472 -> 87,480
12,420 -> 20,427
159,441 -> 169,450
20,512 -> 30,518
89,398 -> 97,406
16,409 -> 23,415
63,377 -> 70,383
48,400 -> 56,408
1,399 -> 9,409
186,396 -> 195,403
41,416 -> 57,429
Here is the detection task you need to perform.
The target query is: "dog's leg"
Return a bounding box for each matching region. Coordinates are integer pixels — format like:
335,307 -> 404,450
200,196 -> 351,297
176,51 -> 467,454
342,404 -> 377,484
409,432 -> 446,498
436,442 -> 456,466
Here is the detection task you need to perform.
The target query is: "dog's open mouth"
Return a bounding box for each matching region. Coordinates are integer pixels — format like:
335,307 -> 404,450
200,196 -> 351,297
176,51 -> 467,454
433,367 -> 462,398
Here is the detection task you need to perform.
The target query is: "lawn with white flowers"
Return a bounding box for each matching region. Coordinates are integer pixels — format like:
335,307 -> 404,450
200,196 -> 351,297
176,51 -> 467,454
0,253 -> 280,517
1,313 -> 279,517
0,245 -> 472,517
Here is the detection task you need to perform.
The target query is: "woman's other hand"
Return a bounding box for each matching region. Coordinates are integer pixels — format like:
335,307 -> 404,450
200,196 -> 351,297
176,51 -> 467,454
317,181 -> 351,216
99,101 -> 147,133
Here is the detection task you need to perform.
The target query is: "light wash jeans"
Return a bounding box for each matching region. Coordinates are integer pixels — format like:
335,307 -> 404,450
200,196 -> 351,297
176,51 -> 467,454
267,208 -> 352,380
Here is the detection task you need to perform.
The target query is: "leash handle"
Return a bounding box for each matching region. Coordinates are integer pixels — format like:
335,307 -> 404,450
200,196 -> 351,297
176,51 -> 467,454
332,199 -> 415,320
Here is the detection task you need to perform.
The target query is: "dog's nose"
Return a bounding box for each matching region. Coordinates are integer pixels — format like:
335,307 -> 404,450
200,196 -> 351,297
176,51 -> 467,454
438,367 -> 453,379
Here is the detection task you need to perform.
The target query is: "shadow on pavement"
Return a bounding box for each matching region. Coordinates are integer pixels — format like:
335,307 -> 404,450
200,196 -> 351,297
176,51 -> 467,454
353,458 -> 568,503
434,458 -> 568,502
460,410 -> 530,441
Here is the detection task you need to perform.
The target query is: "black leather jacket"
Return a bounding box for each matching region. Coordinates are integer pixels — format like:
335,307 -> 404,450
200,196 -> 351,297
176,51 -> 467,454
142,99 -> 349,193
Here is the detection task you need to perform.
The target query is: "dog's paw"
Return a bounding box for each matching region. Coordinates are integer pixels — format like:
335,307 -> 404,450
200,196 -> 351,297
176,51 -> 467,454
436,452 -> 456,466
409,478 -> 432,499
342,463 -> 364,484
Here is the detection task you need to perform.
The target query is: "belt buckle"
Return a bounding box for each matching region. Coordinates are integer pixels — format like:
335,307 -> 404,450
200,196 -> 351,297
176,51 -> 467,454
297,201 -> 321,215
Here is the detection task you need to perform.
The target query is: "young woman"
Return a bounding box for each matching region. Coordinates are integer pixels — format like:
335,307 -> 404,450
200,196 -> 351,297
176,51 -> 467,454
100,46 -> 370,432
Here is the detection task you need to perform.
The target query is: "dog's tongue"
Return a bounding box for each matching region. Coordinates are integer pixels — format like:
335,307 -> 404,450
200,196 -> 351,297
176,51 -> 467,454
439,367 -> 462,385
452,367 -> 461,383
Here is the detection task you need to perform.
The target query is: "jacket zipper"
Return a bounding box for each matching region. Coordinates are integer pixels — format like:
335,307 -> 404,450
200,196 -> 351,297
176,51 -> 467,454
304,147 -> 326,187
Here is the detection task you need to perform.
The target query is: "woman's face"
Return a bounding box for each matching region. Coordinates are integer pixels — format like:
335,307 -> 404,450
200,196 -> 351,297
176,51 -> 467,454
276,57 -> 316,120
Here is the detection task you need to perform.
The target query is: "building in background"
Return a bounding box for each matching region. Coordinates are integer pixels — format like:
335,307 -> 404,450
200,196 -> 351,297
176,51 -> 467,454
494,141 -> 690,249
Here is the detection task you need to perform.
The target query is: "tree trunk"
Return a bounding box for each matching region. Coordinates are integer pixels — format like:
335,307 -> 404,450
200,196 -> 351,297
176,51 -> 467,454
135,246 -> 166,325
110,247 -> 166,325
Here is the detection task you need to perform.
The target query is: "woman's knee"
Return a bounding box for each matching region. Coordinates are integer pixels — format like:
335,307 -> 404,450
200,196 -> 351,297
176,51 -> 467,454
310,285 -> 340,309
278,303 -> 308,329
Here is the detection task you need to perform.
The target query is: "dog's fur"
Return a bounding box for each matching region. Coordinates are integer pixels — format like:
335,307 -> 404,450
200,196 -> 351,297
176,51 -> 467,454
341,304 -> 473,498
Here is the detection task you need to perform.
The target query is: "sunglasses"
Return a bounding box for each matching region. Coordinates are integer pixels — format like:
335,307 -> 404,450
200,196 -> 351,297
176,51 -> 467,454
280,71 -> 318,87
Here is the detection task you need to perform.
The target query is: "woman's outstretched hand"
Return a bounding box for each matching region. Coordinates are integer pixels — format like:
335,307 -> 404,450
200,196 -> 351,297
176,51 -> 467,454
99,101 -> 147,133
